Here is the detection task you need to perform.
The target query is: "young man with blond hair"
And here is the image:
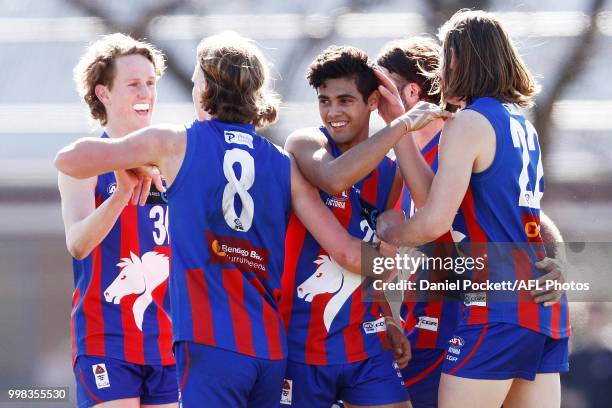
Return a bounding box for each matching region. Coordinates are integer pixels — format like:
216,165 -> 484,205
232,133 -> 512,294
60,33 -> 178,408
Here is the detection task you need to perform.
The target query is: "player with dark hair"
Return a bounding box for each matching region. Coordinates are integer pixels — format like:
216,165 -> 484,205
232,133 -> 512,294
279,44 -> 451,408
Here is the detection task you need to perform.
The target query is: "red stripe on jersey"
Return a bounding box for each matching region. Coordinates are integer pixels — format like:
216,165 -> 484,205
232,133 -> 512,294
460,187 -> 488,243
404,301 -> 417,333
244,275 -> 283,359
361,168 -> 379,205
415,302 -> 443,348
262,297 -> 284,359
222,268 -> 255,356
513,250 -> 540,333
422,143 -> 438,165
186,269 -> 215,345
394,185 -> 404,211
119,203 -> 144,364
280,214 -> 307,332
521,212 -> 543,244
304,293 -> 332,365
460,187 -> 489,325
71,288 -> 81,365
372,301 -> 388,348
343,286 -> 367,362
153,245 -> 174,365
83,240 -> 105,356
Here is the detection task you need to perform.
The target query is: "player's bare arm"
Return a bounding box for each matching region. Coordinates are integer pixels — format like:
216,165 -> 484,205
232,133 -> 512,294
289,156 -> 362,274
377,110 -> 493,246
54,124 -> 186,189
376,68 -> 446,207
393,137 -> 435,208
286,102 -> 449,196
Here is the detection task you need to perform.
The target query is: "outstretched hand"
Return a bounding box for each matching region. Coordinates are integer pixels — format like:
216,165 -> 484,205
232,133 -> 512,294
399,101 -> 454,133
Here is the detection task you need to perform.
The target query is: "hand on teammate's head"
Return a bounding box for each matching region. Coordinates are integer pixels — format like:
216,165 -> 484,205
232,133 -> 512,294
373,67 -> 405,124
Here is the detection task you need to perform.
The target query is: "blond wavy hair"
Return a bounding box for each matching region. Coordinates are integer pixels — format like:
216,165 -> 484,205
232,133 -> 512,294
73,33 -> 166,125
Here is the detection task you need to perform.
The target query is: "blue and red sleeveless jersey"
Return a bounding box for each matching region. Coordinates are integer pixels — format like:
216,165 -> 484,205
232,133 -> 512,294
166,119 -> 291,360
280,126 -> 397,365
396,133 -> 463,350
71,134 -> 173,366
457,97 -> 570,339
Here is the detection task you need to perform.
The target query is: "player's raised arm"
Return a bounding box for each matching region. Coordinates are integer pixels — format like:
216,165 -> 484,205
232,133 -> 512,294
54,124 -> 185,187
377,110 -> 488,246
286,104 -> 448,197
375,67 -> 444,208
289,156 -> 363,274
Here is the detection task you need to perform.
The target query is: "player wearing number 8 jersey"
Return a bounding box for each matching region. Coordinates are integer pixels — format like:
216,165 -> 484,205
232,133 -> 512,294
56,32 -> 381,408
377,10 -> 569,408
58,34 -> 177,407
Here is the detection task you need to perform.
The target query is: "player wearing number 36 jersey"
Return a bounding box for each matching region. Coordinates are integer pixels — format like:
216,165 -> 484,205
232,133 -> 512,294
56,32 -> 369,408
58,34 -> 177,408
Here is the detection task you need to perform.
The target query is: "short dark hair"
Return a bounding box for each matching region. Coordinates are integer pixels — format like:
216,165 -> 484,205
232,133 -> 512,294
376,37 -> 440,104
306,45 -> 377,102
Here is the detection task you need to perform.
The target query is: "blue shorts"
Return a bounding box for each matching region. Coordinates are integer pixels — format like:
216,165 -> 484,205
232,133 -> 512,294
401,348 -> 446,408
281,351 -> 408,407
73,355 -> 178,408
175,341 -> 286,408
442,322 -> 569,380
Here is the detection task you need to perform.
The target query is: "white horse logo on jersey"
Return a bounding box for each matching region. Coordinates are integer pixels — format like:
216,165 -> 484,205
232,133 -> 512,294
297,255 -> 361,331
104,251 -> 169,331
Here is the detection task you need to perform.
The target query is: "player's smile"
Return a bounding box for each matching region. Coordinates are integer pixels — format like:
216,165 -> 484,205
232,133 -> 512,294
133,103 -> 150,116
329,121 -> 348,129
317,77 -> 373,151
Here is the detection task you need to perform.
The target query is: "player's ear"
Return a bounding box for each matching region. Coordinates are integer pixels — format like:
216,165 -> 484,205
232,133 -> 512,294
367,89 -> 380,112
95,84 -> 111,106
402,83 -> 421,108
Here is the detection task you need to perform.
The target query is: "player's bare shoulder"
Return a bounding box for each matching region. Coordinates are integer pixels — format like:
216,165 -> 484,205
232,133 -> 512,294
284,127 -> 327,155
441,108 -> 494,147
